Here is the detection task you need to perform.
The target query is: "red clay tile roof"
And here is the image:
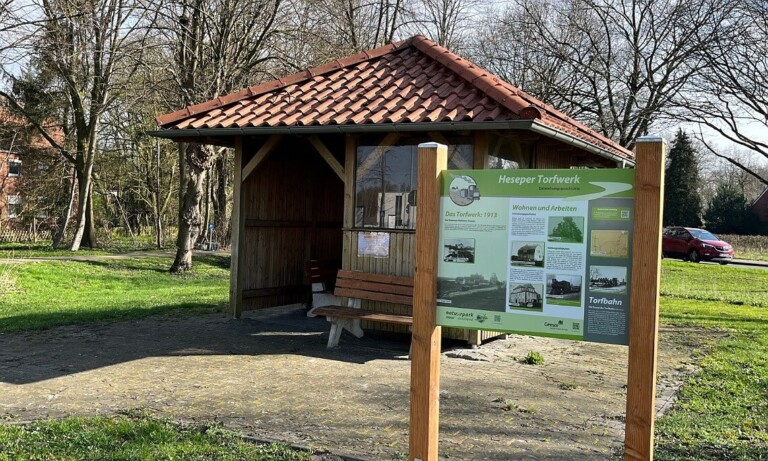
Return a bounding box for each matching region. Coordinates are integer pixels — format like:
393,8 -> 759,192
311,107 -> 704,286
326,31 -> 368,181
156,35 -> 633,161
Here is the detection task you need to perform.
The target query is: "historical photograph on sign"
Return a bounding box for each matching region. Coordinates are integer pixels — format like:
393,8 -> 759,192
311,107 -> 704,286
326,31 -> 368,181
590,230 -> 629,258
510,241 -> 545,267
437,272 -> 506,312
589,266 -> 628,294
545,274 -> 582,307
547,216 -> 585,243
508,283 -> 544,311
443,238 -> 475,263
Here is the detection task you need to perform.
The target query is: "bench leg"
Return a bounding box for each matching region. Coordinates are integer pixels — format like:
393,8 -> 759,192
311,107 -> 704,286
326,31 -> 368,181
349,319 -> 364,338
326,317 -> 364,348
327,320 -> 343,348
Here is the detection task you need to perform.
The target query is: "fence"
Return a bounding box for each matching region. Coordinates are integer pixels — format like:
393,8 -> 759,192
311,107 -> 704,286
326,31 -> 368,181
0,228 -> 52,243
0,224 -> 229,249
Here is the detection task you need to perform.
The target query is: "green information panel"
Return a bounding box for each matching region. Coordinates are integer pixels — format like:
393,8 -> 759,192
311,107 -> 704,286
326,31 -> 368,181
436,169 -> 635,345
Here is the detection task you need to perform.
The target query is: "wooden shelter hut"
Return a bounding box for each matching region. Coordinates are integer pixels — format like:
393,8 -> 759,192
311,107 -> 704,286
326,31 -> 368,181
151,35 -> 634,345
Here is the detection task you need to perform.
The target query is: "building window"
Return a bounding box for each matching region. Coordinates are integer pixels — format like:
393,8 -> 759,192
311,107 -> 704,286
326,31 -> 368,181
7,195 -> 22,218
8,160 -> 21,176
354,143 -> 472,229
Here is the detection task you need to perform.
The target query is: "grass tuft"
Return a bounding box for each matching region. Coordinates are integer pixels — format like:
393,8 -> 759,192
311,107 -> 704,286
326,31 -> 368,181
522,351 -> 544,365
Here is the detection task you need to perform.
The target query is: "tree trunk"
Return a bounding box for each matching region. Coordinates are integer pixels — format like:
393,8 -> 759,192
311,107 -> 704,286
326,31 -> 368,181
214,152 -> 230,246
155,140 -> 163,249
70,160 -> 95,251
52,166 -> 77,249
198,168 -> 211,246
82,185 -> 96,248
170,144 -> 215,273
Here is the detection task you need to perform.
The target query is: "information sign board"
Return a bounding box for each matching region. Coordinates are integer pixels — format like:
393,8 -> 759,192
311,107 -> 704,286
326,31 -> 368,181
436,168 -> 635,345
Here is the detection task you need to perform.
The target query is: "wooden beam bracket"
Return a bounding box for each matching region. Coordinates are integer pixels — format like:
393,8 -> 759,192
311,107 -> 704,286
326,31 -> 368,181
242,134 -> 282,181
309,135 -> 345,181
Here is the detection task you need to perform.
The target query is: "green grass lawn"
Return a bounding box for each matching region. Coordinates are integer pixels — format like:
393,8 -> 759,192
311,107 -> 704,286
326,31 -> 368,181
655,261 -> 768,460
0,254 -> 230,333
0,412 -> 309,461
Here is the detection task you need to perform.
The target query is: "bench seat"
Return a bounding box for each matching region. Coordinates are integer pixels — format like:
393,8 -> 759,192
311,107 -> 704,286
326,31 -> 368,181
311,306 -> 413,326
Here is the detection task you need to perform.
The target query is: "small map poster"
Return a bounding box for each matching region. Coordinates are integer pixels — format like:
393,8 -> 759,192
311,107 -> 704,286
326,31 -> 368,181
436,168 -> 635,345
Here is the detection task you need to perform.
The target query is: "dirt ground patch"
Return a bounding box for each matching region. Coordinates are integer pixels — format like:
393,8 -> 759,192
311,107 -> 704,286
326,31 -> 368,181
0,305 -> 719,460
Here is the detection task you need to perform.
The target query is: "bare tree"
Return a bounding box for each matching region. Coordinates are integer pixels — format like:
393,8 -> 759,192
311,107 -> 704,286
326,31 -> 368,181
472,0 -> 736,147
471,1 -> 584,115
407,0 -> 480,50
1,0 -> 150,250
148,0 -> 286,272
676,0 -> 768,186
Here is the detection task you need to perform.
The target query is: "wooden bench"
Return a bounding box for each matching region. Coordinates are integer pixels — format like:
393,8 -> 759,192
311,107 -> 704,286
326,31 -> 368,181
311,270 -> 414,348
304,259 -> 341,317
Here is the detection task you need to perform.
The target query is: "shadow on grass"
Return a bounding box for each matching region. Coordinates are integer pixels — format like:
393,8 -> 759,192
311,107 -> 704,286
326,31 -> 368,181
58,254 -> 231,273
74,259 -> 171,273
0,304 -> 413,385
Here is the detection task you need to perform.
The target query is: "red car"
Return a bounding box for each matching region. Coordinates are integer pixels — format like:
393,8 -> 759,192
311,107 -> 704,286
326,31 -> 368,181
662,227 -> 734,264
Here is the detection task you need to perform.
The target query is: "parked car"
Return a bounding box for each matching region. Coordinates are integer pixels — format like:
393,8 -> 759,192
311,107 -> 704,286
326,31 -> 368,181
662,227 -> 734,264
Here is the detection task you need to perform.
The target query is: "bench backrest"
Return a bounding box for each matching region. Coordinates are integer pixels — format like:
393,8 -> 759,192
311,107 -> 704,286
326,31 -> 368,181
305,259 -> 340,289
334,270 -> 414,306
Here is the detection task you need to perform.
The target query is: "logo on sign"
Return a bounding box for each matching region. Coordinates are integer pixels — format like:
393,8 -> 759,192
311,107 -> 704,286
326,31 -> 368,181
448,175 -> 480,206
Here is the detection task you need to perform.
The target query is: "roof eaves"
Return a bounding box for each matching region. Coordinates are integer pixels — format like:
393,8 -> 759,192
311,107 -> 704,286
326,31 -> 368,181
148,119 -> 536,138
529,120 -> 635,166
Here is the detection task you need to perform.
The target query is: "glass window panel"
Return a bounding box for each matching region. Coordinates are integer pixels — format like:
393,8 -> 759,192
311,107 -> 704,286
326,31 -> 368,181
487,135 -> 532,169
8,160 -> 21,176
355,143 -> 473,229
7,195 -> 21,218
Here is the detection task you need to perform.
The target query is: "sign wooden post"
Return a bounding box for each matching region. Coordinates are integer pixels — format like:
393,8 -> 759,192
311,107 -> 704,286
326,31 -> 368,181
624,137 -> 667,460
409,142 -> 447,461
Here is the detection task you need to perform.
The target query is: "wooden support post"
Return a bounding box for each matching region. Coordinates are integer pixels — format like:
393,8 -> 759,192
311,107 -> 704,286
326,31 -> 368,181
409,142 -> 447,461
472,131 -> 488,169
230,136 -> 246,318
343,135 -> 356,230
624,136 -> 666,460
